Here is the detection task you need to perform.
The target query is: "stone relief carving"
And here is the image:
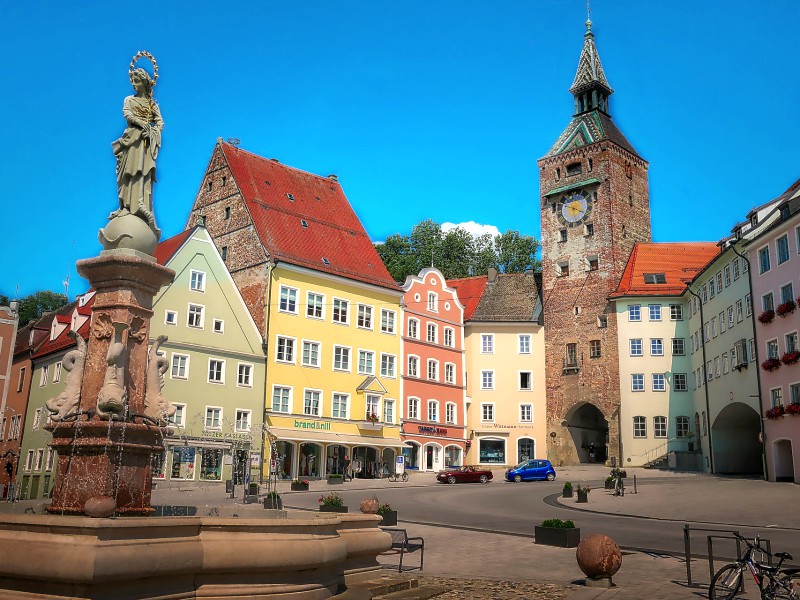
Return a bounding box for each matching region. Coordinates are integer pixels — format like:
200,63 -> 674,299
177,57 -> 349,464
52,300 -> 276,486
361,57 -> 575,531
96,321 -> 130,420
144,335 -> 175,425
45,331 -> 87,422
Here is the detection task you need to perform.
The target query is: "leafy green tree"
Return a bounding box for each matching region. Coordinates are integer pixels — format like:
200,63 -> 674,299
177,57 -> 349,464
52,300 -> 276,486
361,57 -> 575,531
0,290 -> 68,325
375,234 -> 417,283
495,230 -> 541,274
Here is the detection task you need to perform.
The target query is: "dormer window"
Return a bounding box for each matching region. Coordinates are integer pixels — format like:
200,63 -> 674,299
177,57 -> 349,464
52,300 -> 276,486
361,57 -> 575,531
301,219 -> 308,228
322,257 -> 330,265
287,193 -> 295,201
643,273 -> 666,284
566,162 -> 582,176
750,215 -> 758,227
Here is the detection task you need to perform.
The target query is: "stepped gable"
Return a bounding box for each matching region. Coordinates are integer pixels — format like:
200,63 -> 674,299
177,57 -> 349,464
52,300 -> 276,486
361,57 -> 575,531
219,142 -> 399,291
446,276 -> 488,321
611,242 -> 721,298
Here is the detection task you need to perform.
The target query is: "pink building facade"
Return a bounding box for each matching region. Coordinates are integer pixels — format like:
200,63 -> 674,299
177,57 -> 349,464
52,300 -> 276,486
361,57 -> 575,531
401,268 -> 467,472
747,179 -> 800,482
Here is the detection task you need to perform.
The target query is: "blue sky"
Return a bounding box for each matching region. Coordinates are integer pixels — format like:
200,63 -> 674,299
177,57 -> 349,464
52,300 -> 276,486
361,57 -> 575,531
2,1 -> 797,299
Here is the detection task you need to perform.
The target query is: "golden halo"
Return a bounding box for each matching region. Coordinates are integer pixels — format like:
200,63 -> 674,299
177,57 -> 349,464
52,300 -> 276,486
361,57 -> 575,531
128,51 -> 159,87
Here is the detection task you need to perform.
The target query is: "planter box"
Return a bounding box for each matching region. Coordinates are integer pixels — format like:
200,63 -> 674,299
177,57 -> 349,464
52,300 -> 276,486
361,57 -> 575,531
604,480 -> 615,490
263,497 -> 283,510
535,526 -> 581,548
562,489 -> 573,498
319,505 -> 348,513
357,422 -> 383,431
379,510 -> 398,526
327,477 -> 344,485
290,483 -> 309,491
577,491 -> 589,503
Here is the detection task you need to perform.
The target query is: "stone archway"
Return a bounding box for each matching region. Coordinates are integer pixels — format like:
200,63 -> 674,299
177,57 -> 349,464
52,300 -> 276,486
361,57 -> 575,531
711,403 -> 762,474
565,403 -> 609,464
773,439 -> 795,482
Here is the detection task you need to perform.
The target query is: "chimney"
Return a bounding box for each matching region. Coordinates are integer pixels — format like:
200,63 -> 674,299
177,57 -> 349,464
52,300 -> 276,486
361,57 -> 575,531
488,267 -> 498,284
327,174 -> 338,182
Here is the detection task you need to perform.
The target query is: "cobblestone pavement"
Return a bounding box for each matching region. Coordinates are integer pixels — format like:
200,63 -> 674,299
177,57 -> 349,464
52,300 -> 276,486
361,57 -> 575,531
416,576 -> 570,599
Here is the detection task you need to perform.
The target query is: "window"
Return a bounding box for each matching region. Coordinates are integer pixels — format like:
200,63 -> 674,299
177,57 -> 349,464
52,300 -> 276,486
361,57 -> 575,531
276,336 -> 295,363
24,450 -> 34,472
519,371 -> 532,390
777,235 -> 790,264
719,311 -> 726,333
427,292 -> 438,312
17,367 -> 26,393
190,270 -> 205,292
224,205 -> 231,219
723,352 -> 730,373
736,300 -> 743,322
188,304 -> 204,328
714,357 -> 721,378
208,359 -> 225,383
711,317 -> 717,338
427,359 -> 438,381
34,449 -> 44,471
279,286 -> 298,313
205,406 -> 222,429
767,339 -> 779,359
745,293 -> 752,317
790,383 -> 800,405
272,386 -> 290,413
676,416 -> 690,437
628,304 -> 641,321
408,318 -> 419,338
428,401 -> 438,422
728,306 -> 734,329
643,273 -> 667,284
733,258 -> 740,280
708,278 -> 715,299
366,394 -> 380,420
426,323 -> 437,343
307,292 -> 324,319
169,403 -> 186,426
332,298 -> 349,324
672,338 -> 685,356
446,403 -> 456,424
520,404 -> 533,422
587,256 -> 599,271
567,161 -> 582,175
407,356 -> 418,377
333,346 -> 350,371
220,246 -> 228,261
384,399 -> 395,424
633,416 -> 646,438
481,403 -> 494,421
408,398 -> 419,420
444,327 -> 454,347
652,373 -> 666,391
654,416 -> 667,438
771,387 -> 783,408
724,266 -> 731,287
519,334 -> 531,354
235,410 -> 251,432
357,304 -> 373,329
481,334 -> 494,353
381,309 -> 396,334
445,363 -> 455,384
165,311 -> 178,325
759,246 -> 771,274
32,408 -> 42,431
40,364 -> 49,387
380,354 -> 396,377
631,374 -> 644,392
670,304 -> 683,321
589,339 -> 601,358
781,283 -> 795,305
45,448 -> 55,471
716,272 -> 723,293
786,332 -> 798,353
559,229 -> 567,243
358,350 -> 374,375
598,315 -> 608,328
584,222 -> 594,236
701,285 -> 708,304
630,339 -> 643,356
707,361 -> 713,381
481,370 -> 494,389
332,393 -> 348,419
53,361 -> 62,383
303,390 -> 321,416
673,373 -> 688,391
565,343 -> 578,366
301,341 -> 320,367
559,261 -> 569,276
171,354 -> 189,379
649,304 -> 662,321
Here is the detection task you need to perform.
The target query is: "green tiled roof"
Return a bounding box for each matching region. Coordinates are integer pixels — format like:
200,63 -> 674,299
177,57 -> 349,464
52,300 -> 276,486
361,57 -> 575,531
544,177 -> 601,197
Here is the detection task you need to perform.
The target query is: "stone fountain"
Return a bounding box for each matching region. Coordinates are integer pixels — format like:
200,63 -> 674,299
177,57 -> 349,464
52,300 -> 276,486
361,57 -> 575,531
0,53 -> 388,599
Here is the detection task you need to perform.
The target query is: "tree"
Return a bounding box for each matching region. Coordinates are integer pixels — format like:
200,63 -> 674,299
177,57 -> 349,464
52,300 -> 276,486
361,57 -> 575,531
0,290 -> 68,325
495,230 -> 540,274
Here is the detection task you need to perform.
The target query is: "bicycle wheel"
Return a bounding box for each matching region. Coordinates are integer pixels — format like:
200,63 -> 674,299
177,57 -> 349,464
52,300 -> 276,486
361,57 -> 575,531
388,474 -> 396,482
401,472 -> 408,482
764,574 -> 799,599
709,564 -> 743,599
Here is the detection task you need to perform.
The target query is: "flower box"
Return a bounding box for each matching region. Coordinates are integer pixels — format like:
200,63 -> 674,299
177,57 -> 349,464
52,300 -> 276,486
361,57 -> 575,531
758,310 -> 776,324
786,403 -> 800,416
762,358 -> 782,372
263,496 -> 283,510
357,421 -> 383,431
327,476 -> 344,485
765,405 -> 785,420
777,300 -> 797,317
562,488 -> 573,498
379,510 -> 398,526
577,490 -> 589,503
319,505 -> 348,513
535,525 -> 581,548
782,351 -> 800,366
291,482 -> 309,491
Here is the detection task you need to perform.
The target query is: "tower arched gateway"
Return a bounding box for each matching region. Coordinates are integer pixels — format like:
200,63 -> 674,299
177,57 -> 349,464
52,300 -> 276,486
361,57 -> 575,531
539,17 -> 651,466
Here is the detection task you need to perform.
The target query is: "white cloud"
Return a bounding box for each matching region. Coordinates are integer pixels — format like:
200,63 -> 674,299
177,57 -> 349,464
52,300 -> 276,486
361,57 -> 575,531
441,221 -> 500,238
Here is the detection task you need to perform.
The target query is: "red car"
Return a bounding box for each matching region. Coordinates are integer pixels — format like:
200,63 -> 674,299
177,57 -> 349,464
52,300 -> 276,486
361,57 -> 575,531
436,465 -> 493,484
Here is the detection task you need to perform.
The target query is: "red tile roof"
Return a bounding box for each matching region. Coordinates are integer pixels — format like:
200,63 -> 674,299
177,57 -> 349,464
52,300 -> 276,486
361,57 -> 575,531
219,142 -> 399,291
153,229 -> 193,266
446,276 -> 489,320
611,242 -> 721,298
33,297 -> 94,359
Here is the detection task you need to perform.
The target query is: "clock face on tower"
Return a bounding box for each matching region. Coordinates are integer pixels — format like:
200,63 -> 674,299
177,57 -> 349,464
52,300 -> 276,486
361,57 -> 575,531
557,191 -> 592,227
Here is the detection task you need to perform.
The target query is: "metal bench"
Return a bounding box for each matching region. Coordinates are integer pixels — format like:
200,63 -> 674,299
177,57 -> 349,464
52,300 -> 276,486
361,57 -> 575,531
381,527 -> 425,572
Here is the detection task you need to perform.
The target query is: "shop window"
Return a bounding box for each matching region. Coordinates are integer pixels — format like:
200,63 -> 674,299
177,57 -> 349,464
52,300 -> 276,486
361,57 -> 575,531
478,439 -> 506,464
199,448 -> 223,481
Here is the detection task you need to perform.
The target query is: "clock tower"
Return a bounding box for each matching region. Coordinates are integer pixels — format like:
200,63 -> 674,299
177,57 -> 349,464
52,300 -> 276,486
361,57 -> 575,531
539,18 -> 651,466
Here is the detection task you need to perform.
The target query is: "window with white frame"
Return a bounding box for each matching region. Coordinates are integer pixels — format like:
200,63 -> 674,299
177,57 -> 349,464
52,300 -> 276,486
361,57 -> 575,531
481,370 -> 494,389
728,306 -> 734,328
302,341 -> 320,367
427,359 -> 438,381
45,448 -> 54,471
736,300 -> 743,322
427,292 -> 438,312
17,367 -> 26,393
672,338 -> 685,356
381,309 -> 396,334
633,416 -> 646,438
649,304 -> 662,321
188,304 -> 204,328
711,318 -> 717,338
652,373 -> 666,391
709,278 -> 715,299
235,409 -> 251,431
358,350 -> 374,375
40,364 -> 49,387
35,449 -> 44,471
53,362 -> 62,384
169,403 -> 186,426
519,371 -> 532,390
589,339 -> 601,358
733,258 -> 740,279
724,266 -> 731,287
444,327 -> 454,347
165,310 -> 177,325
676,416 -> 690,437
304,390 -> 321,416
408,318 -> 419,339
777,235 -> 790,264
32,408 -> 42,431
380,354 -> 396,377
745,294 -> 752,317
767,339 -> 779,359
307,292 -> 324,319
481,334 -> 494,353
407,356 -> 418,377
384,399 -> 395,423
426,323 -> 437,343
212,319 -> 224,334
630,339 -> 643,356
519,334 -> 531,354
628,304 -> 641,321
786,332 -> 798,353
654,416 -> 667,438
445,363 -> 455,384
332,298 -> 349,324
408,397 -> 419,419
770,387 -> 783,408
237,363 -> 252,387
357,304 -> 373,329
781,283 -> 794,305
716,272 -> 723,293
445,402 -> 456,424
427,400 -> 438,422
332,393 -> 349,419
673,373 -> 688,391
276,336 -> 295,362
749,338 -> 756,362
723,352 -> 729,374
790,383 -> 800,405
759,246 -> 771,274
520,404 -> 532,422
719,311 -> 726,333
190,270 -> 206,292
333,346 -> 350,371
205,406 -> 222,429
714,357 -> 721,378
279,286 -> 298,313
669,304 -> 683,320
208,359 -> 225,383
707,361 -> 713,381
272,386 -> 291,413
481,403 -> 494,422
24,450 -> 34,472
366,394 -> 380,420
631,374 -> 644,391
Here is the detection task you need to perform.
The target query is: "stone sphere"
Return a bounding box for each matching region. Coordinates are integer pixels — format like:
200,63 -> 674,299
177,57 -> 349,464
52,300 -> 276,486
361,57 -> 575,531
99,213 -> 158,255
84,495 -> 117,518
576,534 -> 622,578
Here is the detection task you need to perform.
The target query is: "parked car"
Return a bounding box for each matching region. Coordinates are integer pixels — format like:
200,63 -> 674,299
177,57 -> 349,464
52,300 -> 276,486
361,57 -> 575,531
436,465 -> 493,484
505,459 -> 556,482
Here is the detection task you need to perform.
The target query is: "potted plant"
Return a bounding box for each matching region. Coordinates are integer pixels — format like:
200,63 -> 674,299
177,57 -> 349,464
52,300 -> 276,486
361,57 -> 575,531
327,473 -> 344,485
535,518 -> 580,548
291,479 -> 310,491
359,495 -> 380,514
604,476 -> 615,490
377,502 -> 397,526
782,351 -> 800,366
765,405 -> 786,420
562,482 -> 573,498
758,310 -> 776,324
263,490 -> 282,510
777,300 -> 796,317
576,484 -> 590,503
762,358 -> 782,372
318,492 -> 347,513
786,403 -> 800,416
367,412 -> 380,424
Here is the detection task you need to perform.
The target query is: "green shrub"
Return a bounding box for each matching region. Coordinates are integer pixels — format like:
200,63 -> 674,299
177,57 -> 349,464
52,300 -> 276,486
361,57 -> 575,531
328,474 -> 343,479
563,481 -> 573,489
541,518 -> 575,529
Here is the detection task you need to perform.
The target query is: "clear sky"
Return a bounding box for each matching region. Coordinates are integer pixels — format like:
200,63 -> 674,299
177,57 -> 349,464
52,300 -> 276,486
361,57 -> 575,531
2,1 -> 797,299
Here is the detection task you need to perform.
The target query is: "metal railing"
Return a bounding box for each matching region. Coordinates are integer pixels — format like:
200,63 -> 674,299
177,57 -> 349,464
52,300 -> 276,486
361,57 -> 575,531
683,524 -> 772,590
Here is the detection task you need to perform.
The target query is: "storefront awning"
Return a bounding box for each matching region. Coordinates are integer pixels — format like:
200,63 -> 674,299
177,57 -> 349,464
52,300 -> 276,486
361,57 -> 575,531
268,427 -> 410,449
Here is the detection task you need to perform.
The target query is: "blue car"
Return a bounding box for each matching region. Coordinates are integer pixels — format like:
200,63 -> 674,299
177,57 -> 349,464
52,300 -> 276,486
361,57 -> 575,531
505,459 -> 557,482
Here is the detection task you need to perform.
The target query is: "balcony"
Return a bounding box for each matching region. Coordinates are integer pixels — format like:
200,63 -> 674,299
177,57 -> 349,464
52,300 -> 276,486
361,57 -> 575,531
357,420 -> 383,431
563,357 -> 580,375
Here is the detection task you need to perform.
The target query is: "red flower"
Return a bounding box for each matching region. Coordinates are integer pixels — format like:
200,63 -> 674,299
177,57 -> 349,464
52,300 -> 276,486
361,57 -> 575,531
762,358 -> 782,372
782,351 -> 800,366
758,310 -> 776,324
785,403 -> 800,416
765,405 -> 785,419
777,300 -> 797,317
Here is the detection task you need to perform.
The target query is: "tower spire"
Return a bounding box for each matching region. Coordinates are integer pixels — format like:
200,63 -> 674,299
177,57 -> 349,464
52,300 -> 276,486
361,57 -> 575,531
569,9 -> 613,116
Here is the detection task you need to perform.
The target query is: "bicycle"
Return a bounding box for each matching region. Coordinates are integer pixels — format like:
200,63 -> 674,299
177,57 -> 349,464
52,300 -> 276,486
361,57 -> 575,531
387,471 -> 408,483
709,533 -> 800,599
610,468 -> 625,497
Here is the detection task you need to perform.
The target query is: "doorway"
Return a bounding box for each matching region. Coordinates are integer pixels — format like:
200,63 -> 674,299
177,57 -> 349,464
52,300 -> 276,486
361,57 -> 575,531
773,439 -> 795,482
566,403 -> 608,463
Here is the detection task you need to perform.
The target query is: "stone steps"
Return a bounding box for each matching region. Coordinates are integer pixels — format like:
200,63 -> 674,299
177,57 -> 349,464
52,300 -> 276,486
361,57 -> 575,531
347,575 -> 449,600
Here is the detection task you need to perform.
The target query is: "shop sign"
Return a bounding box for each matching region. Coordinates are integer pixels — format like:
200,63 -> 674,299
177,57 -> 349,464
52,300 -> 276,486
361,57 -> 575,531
205,431 -> 254,441
293,419 -> 332,431
418,425 -> 448,436
486,424 -> 530,429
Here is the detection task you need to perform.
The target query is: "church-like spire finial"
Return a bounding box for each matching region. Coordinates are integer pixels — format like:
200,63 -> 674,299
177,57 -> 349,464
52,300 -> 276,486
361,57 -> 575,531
569,6 -> 612,116
586,0 -> 592,32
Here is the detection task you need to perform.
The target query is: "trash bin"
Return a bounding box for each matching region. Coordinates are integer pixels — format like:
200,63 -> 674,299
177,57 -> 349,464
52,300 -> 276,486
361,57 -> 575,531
225,480 -> 234,494
248,482 -> 258,496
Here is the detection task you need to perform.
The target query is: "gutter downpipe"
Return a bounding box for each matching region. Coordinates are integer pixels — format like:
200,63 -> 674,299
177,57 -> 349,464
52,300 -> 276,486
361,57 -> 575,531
686,285 -> 714,474
730,241 -> 768,481
259,259 -> 277,484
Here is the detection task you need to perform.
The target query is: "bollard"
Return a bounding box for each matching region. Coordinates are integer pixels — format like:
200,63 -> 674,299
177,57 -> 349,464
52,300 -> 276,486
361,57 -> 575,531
633,474 -> 637,494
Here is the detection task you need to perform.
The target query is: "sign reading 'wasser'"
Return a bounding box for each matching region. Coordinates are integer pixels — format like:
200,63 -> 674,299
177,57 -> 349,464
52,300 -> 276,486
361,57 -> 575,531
294,420 -> 332,430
